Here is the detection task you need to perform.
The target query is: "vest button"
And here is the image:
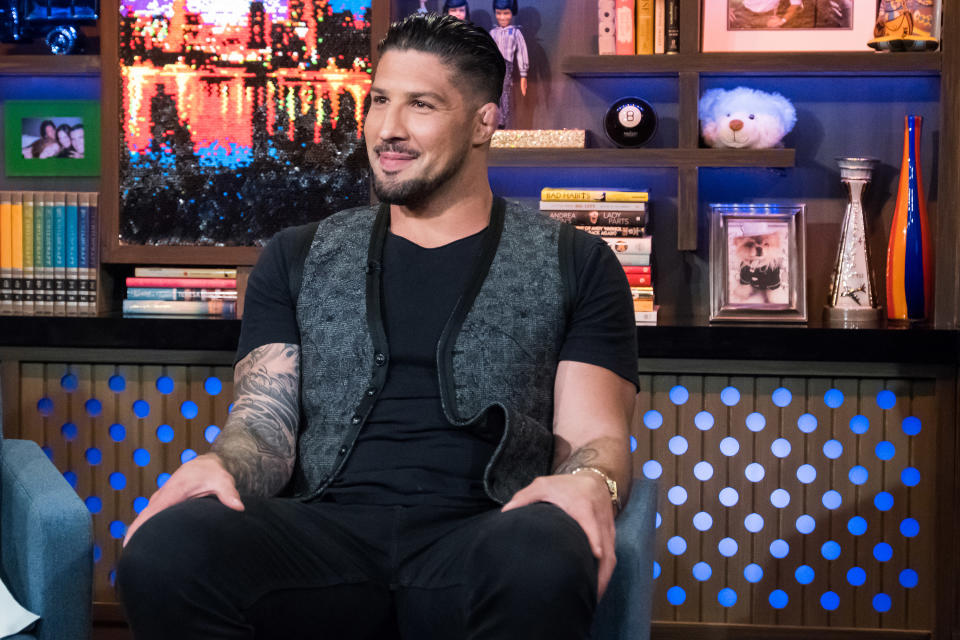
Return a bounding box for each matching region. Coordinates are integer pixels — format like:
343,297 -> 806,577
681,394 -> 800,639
366,387 -> 377,396
339,446 -> 348,455
374,353 -> 386,366
351,415 -> 361,425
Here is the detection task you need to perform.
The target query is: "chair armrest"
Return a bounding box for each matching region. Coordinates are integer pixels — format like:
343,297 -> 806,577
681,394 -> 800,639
591,477 -> 658,640
1,439 -> 93,640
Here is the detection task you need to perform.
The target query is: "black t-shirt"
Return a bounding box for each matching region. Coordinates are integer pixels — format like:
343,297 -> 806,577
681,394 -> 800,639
236,217 -> 638,506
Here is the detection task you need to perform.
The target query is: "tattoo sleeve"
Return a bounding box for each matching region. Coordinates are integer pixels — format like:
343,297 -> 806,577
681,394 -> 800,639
212,343 -> 300,496
553,446 -> 600,475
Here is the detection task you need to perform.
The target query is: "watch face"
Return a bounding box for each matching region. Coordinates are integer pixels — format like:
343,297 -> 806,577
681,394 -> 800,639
604,97 -> 658,148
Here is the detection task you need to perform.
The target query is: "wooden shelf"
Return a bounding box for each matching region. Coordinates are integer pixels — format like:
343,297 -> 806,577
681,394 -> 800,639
562,51 -> 942,77
489,148 -> 795,168
0,54 -> 101,75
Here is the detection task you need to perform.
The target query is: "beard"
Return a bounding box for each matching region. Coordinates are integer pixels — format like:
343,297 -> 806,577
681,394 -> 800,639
370,141 -> 470,209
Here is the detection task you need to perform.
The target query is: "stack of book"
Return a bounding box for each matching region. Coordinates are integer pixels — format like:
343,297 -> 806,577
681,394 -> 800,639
0,191 -> 100,317
539,187 -> 657,325
599,0 -> 679,55
123,267 -> 238,317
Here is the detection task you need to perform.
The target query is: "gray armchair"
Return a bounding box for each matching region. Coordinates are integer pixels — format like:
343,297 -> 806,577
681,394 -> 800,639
0,396 -> 93,640
591,476 -> 658,640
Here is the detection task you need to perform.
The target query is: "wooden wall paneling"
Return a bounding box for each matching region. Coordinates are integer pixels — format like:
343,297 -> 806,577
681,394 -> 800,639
1,359 -> 21,438
18,363 -> 44,442
880,378 -> 912,629
699,376 -> 728,624
675,375 -> 704,620
652,373 -> 679,621
191,365 -> 214,459
934,372 -> 960,640
725,376 -> 754,625
71,363 -> 95,551
164,366 -> 190,489
775,376 -> 805,626
828,377 -> 860,629
46,363 -> 69,477
906,378 -> 936,631
855,377 -> 885,629
210,364 -> 234,450
91,363 -> 118,604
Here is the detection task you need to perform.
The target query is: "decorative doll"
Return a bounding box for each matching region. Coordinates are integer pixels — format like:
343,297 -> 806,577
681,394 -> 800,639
443,0 -> 470,21
868,0 -> 939,50
489,0 -> 528,128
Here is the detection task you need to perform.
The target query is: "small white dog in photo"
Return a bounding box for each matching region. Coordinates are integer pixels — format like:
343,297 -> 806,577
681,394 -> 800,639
728,221 -> 790,305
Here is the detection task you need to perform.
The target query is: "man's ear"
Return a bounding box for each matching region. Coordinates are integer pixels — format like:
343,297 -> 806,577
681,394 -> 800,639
473,102 -> 499,145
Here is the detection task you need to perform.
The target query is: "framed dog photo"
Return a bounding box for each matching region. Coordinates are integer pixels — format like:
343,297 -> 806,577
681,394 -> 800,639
709,203 -> 807,323
3,100 -> 101,177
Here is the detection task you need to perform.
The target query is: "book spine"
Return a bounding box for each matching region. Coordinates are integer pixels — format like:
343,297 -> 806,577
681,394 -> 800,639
626,272 -> 652,287
604,236 -> 652,254
133,267 -> 238,278
53,192 -> 66,316
665,0 -> 679,54
622,265 -> 652,274
126,288 -> 239,301
544,210 -> 647,226
654,0 -> 665,54
125,277 -> 238,289
615,0 -> 635,55
21,192 -> 34,316
635,0 -> 654,54
41,193 -> 54,315
574,225 -> 646,237
11,192 -> 23,316
88,193 -> 99,315
78,193 -> 90,314
122,299 -> 237,316
598,0 -> 616,55
0,192 -> 11,316
634,308 -> 658,324
65,192 -> 79,315
538,200 -> 647,211
540,188 -> 649,202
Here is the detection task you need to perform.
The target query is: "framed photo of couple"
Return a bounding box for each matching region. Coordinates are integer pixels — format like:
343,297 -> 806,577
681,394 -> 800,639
709,203 -> 807,323
3,100 -> 101,177
702,0 -> 891,52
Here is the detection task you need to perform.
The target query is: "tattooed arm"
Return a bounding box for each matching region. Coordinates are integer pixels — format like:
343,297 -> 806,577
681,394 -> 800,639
212,342 -> 300,495
502,360 -> 635,597
123,343 -> 300,547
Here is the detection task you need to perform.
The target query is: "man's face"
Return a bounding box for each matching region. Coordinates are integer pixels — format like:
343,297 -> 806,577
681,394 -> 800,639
495,8 -> 513,27
446,6 -> 467,20
365,49 -> 478,208
70,128 -> 84,154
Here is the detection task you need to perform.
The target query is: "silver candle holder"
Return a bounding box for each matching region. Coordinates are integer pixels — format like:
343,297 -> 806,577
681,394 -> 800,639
824,157 -> 882,327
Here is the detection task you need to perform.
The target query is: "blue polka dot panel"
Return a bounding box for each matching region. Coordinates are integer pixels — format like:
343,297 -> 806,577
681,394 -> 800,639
16,362 -> 234,605
633,371 -> 935,629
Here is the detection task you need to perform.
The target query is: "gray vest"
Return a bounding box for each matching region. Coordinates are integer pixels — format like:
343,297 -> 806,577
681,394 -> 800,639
293,197 -> 574,503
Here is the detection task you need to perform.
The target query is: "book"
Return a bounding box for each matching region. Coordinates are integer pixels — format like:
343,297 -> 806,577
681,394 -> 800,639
87,193 -> 99,315
78,193 -> 90,314
122,299 -> 237,316
615,0 -> 635,55
133,267 -> 237,279
635,306 -> 659,325
0,192 -> 11,315
654,0 -> 665,54
125,277 -> 238,289
622,265 -> 651,274
616,253 -> 651,266
65,192 -> 79,315
543,210 -> 646,227
538,200 -> 647,211
41,192 -> 55,316
10,192 -> 23,316
52,192 -> 66,316
635,0 -> 654,54
598,0 -> 616,55
632,286 -> 655,312
126,288 -> 238,301
665,0 -> 679,54
22,192 -> 34,316
575,225 -> 647,237
540,188 -> 649,202
604,236 -> 652,254
625,272 -> 652,287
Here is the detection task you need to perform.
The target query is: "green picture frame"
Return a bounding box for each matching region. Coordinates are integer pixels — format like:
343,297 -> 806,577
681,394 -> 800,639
3,100 -> 101,177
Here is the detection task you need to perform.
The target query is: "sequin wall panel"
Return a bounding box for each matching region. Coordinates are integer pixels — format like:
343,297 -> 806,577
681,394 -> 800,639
118,0 -> 372,246
633,372 -> 937,630
17,362 -> 234,603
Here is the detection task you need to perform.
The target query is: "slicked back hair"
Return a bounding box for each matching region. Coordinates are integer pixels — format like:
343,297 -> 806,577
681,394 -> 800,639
377,13 -> 506,107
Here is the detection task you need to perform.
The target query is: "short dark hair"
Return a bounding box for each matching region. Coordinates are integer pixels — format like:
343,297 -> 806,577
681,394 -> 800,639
377,13 -> 505,106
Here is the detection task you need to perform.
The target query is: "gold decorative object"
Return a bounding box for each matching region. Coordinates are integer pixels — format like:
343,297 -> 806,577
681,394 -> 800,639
490,129 -> 586,149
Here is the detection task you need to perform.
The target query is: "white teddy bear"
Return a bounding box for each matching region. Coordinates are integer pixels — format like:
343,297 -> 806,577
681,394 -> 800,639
699,87 -> 797,149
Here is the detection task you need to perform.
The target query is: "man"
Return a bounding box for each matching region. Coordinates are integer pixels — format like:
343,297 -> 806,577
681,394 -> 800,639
729,0 -> 804,29
117,13 -> 637,640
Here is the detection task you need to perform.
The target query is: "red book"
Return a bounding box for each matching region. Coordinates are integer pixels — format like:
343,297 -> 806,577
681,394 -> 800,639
622,266 -> 651,274
626,273 -> 651,286
126,277 -> 237,289
615,0 -> 635,55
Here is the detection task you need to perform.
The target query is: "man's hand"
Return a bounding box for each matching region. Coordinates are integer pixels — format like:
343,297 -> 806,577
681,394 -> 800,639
502,472 -> 616,598
123,453 -> 243,547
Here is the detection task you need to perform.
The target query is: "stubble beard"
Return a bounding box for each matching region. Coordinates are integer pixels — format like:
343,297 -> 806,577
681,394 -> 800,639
371,142 -> 471,210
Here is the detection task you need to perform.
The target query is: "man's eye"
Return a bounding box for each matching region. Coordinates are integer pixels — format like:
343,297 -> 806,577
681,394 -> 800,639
372,96 -> 387,104
414,101 -> 432,109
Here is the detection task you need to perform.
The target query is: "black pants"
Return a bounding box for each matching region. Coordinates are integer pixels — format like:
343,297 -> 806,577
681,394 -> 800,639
117,496 -> 598,639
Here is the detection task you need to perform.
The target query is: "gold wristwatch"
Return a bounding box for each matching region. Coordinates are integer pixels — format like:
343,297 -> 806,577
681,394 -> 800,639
570,466 -> 621,514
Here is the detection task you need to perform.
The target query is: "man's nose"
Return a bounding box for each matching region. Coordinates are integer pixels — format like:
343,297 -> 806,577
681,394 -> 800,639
377,105 -> 407,141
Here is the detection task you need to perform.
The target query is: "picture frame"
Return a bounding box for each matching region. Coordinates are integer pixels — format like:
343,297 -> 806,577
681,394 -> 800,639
702,0 -> 879,52
3,100 -> 101,177
709,203 -> 807,323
